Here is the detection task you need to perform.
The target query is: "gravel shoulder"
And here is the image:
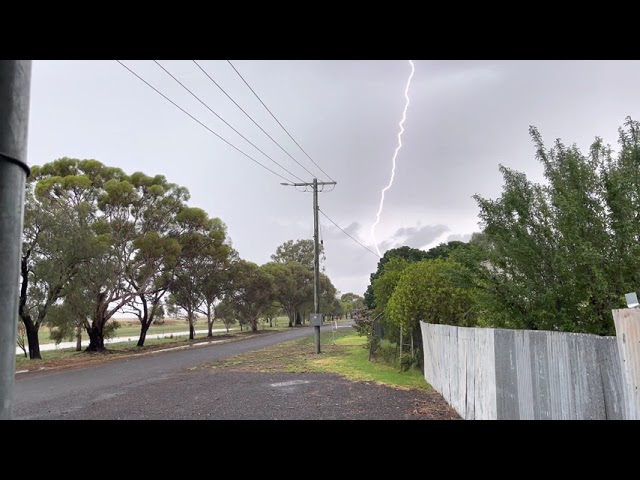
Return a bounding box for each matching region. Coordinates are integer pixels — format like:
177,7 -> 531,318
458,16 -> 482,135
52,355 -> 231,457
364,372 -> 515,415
33,369 -> 459,420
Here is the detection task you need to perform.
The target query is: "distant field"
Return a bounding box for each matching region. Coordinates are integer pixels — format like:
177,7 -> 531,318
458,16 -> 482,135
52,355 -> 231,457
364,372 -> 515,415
14,317 -> 339,368
22,316 -> 291,346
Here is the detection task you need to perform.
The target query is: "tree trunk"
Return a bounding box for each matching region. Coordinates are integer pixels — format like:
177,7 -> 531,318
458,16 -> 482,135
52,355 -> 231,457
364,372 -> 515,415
413,324 -> 423,369
23,317 -> 42,360
76,325 -> 82,351
251,318 -> 258,332
20,250 -> 41,360
207,305 -> 214,338
86,323 -> 106,352
136,292 -> 152,347
189,316 -> 195,340
411,330 -> 414,358
137,321 -> 150,347
295,311 -> 302,326
87,298 -> 112,352
368,318 -> 375,361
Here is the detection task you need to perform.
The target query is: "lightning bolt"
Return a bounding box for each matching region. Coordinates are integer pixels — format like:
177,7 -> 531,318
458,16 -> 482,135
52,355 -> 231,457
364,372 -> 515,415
371,60 -> 415,257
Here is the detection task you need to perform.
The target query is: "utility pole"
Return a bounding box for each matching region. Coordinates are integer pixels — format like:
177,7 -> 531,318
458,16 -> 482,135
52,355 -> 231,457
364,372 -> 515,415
281,178 -> 336,354
0,60 -> 32,419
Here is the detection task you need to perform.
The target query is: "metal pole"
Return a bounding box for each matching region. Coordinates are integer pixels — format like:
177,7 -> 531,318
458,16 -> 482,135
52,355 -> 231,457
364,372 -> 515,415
312,178 -> 321,354
0,60 -> 32,419
281,178 -> 335,354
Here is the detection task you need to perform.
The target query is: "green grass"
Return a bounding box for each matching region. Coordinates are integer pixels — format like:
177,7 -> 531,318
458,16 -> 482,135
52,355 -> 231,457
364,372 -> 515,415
15,335 -> 198,368
14,316 -> 299,367
14,328 -> 253,369
201,327 -> 430,391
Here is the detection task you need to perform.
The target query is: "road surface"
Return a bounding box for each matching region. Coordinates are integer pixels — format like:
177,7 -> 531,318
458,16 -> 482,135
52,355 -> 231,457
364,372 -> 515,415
12,323 -> 458,420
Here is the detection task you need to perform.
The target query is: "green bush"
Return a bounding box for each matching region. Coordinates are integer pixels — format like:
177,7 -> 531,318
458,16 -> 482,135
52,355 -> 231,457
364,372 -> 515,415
103,320 -> 120,340
400,351 -> 421,372
377,341 -> 398,365
368,334 -> 381,358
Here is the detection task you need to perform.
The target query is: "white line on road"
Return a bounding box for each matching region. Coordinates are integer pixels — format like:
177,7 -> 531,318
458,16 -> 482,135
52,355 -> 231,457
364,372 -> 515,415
270,380 -> 311,388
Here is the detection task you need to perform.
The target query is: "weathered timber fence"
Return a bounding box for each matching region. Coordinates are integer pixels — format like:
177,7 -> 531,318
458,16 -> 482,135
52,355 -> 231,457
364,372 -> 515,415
421,309 -> 640,419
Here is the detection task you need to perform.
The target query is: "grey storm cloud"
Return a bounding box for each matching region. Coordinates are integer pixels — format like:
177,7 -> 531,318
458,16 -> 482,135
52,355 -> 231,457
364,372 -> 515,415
319,221 -> 380,292
446,233 -> 473,243
343,222 -> 360,236
391,224 -> 450,249
375,224 -> 449,252
26,60 -> 640,296
323,221 -> 361,239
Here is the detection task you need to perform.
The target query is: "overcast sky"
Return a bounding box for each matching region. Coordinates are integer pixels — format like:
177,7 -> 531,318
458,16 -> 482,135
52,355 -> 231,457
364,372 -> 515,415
26,60 -> 640,296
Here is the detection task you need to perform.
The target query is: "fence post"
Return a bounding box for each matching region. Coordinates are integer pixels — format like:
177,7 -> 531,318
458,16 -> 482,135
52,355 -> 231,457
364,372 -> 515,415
612,308 -> 640,420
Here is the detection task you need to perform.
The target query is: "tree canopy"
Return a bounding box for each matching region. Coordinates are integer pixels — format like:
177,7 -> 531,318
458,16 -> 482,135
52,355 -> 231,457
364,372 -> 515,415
19,158 -> 346,361
263,261 -> 313,327
271,239 -> 323,271
455,118 -> 640,335
225,260 -> 276,332
364,242 -> 470,309
387,259 -> 478,332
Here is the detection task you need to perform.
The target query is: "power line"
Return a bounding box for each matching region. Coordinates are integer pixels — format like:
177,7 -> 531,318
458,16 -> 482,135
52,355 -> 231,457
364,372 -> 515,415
319,217 -> 326,273
319,183 -> 336,193
116,61 -> 295,184
193,60 -> 319,180
153,60 -> 304,183
227,60 -> 336,183
318,209 -> 381,258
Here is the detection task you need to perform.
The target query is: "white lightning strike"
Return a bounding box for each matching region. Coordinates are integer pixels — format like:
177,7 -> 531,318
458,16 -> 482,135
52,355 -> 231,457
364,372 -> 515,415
371,60 -> 415,257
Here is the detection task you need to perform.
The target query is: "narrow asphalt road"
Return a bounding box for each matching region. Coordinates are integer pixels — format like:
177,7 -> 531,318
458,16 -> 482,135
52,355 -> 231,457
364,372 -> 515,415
13,324 -> 329,419
12,323 -> 459,420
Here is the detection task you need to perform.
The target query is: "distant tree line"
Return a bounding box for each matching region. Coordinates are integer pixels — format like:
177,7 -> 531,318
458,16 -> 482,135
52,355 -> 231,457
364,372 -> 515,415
18,158 -> 350,360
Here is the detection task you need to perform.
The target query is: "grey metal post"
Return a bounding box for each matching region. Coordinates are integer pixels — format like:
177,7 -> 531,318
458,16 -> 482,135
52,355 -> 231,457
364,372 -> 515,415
0,60 -> 32,419
312,178 -> 320,354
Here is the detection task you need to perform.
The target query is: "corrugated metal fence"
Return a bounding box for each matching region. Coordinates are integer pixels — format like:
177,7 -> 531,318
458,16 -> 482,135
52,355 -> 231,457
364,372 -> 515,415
421,309 -> 640,420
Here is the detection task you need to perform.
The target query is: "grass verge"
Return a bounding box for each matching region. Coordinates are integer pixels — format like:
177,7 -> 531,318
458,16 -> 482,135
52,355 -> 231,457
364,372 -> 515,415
14,328 -> 282,371
198,327 -> 430,391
